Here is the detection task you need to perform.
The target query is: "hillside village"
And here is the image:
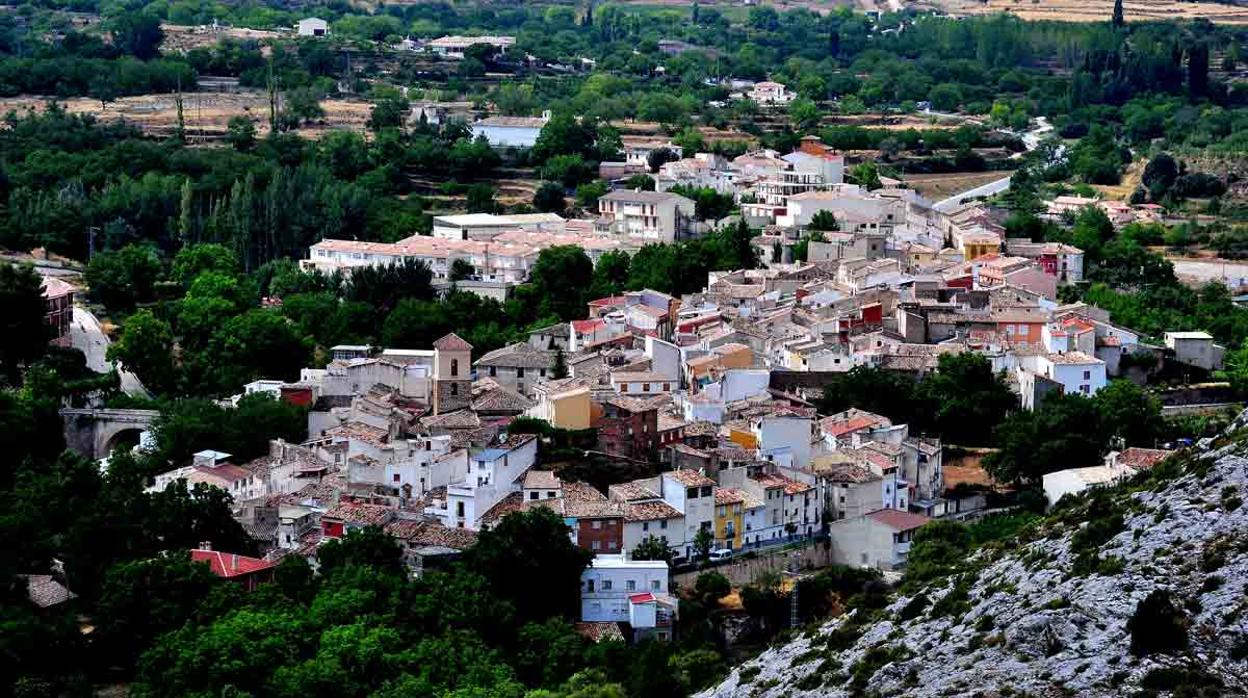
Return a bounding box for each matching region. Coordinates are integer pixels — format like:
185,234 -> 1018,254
3,0 -> 1246,694
90,122 -> 1237,648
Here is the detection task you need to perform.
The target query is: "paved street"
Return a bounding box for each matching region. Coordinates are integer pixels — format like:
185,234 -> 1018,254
71,306 -> 151,398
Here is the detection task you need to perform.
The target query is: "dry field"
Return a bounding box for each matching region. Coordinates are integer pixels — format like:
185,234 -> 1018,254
0,91 -> 373,140
933,0 -> 1248,25
903,170 -> 1014,199
161,24 -> 282,53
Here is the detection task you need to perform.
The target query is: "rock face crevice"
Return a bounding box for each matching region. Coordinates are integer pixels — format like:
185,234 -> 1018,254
702,425 -> 1248,698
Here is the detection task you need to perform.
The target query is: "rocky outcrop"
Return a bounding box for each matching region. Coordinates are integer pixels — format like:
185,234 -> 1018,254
702,421 -> 1248,698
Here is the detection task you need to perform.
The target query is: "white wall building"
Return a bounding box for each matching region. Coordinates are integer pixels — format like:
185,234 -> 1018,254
296,17 -> 328,36
597,190 -> 696,242
469,113 -> 549,149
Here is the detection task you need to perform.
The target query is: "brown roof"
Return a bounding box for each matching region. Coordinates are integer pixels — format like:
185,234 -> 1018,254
625,500 -> 683,522
479,491 -> 524,525
714,488 -> 746,505
523,469 -> 562,490
610,482 -> 660,502
866,508 -> 931,531
433,333 -> 474,351
563,480 -> 607,502
22,575 -> 77,608
323,501 -> 394,526
574,621 -> 626,643
1117,447 -> 1171,470
663,468 -> 715,488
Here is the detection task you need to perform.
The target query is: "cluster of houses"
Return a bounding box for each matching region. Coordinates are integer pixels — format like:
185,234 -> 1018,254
138,118 -> 1229,645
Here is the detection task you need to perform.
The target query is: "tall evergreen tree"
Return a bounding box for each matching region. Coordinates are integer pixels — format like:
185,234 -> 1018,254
1112,0 -> 1125,29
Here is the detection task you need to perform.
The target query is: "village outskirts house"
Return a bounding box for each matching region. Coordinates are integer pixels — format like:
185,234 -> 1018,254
469,112 -> 550,149
474,342 -> 556,398
295,17 -> 328,36
596,190 -> 696,243
41,277 -> 75,346
580,555 -> 676,642
828,508 -> 931,570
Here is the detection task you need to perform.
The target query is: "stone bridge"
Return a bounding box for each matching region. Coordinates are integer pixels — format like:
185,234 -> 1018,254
61,408 -> 160,460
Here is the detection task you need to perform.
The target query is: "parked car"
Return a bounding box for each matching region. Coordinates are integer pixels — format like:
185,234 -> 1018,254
709,549 -> 734,562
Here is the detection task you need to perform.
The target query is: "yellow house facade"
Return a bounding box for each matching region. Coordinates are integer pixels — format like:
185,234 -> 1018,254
525,386 -> 591,430
714,488 -> 746,550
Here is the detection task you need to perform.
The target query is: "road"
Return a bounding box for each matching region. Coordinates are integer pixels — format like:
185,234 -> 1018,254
930,116 -> 1052,213
1169,257 -> 1248,289
71,306 -> 151,398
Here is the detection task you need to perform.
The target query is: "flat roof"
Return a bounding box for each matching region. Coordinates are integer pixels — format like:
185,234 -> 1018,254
589,554 -> 668,569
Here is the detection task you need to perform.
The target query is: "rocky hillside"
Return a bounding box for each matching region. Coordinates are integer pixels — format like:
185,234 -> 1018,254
703,416 -> 1248,698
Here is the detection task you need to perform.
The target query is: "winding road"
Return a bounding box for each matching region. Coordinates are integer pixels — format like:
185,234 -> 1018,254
930,117 -> 1053,213
71,306 -> 151,399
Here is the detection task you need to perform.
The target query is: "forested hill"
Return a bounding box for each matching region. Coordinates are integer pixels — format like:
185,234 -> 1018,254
702,412 -> 1248,697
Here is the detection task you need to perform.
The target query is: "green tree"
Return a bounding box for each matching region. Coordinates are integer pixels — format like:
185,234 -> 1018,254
525,246 -> 594,322
808,210 -> 839,231
463,507 -> 592,623
450,259 -> 475,282
1092,380 -> 1163,448
95,554 -> 219,668
631,534 -> 674,564
107,310 -> 176,394
918,353 -> 1017,445
534,182 -> 567,213
693,571 -> 731,605
0,263 -> 51,383
203,310 -> 311,391
692,527 -> 714,561
985,393 -> 1108,484
171,244 -> 239,286
109,12 -> 165,60
1129,590 -> 1188,656
850,161 -> 882,190
551,348 -> 569,379
465,184 -> 497,214
316,525 -> 405,576
788,97 -> 820,131
226,116 -> 256,151
86,244 -> 163,311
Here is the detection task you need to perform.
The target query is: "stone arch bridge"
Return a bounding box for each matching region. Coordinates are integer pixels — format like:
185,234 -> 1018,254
61,408 -> 160,460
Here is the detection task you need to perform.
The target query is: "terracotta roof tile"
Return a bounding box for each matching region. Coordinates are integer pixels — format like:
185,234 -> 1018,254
866,508 -> 931,531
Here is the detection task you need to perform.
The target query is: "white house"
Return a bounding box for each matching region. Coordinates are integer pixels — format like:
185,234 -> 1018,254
748,81 -> 795,105
1164,331 -> 1225,371
469,112 -> 550,149
430,433 -> 538,530
1038,351 -> 1107,399
596,190 -> 696,242
431,212 -> 564,241
296,18 -> 328,37
828,509 -> 931,570
580,555 -> 676,641
426,35 -> 516,59
751,412 -> 814,469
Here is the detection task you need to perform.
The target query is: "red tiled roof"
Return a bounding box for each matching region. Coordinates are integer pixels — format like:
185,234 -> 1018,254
714,488 -> 746,505
629,592 -> 657,604
322,501 -> 394,526
866,509 -> 931,531
1117,447 -> 1171,470
825,415 -> 883,438
190,549 -> 276,578
572,319 -> 605,334
624,500 -> 682,522
664,468 -> 715,487
432,333 -> 473,351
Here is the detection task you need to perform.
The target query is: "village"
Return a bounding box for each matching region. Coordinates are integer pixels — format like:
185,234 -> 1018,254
52,120 -> 1223,646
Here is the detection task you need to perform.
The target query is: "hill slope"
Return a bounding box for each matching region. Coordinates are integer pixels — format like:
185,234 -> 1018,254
702,415 -> 1248,697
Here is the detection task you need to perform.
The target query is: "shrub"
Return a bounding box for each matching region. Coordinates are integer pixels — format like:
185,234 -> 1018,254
898,594 -> 930,621
738,665 -> 761,684
1202,575 -> 1224,593
1129,590 -> 1189,656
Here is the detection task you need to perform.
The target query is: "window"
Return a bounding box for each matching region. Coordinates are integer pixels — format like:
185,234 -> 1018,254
517,367 -> 525,378
451,383 -> 458,396
489,366 -> 496,377
456,502 -> 465,516
450,358 -> 459,376
540,369 -> 547,377
602,580 -> 613,590
663,383 -> 670,391
1083,370 -> 1091,380
591,540 -> 601,551
626,580 -> 636,591
529,492 -> 538,500
592,520 -> 602,530
660,519 -> 668,530
393,473 -> 401,483
642,522 -> 649,531
643,383 -> 650,392
586,579 -> 595,592
687,487 -> 698,499
701,485 -> 712,497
